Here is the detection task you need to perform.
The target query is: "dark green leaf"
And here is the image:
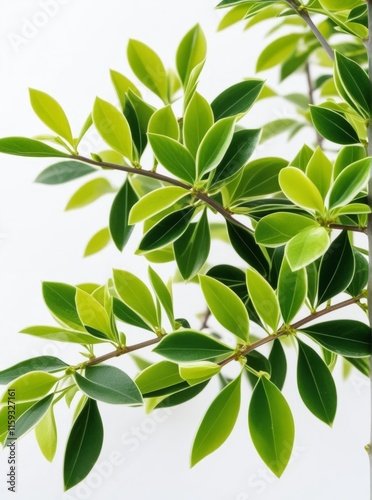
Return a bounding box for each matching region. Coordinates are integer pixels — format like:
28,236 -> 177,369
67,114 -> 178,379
109,178 -> 139,251
334,145 -> 366,178
0,357 -> 68,385
245,351 -> 271,386
156,380 -> 209,408
269,339 -> 287,390
278,257 -> 307,323
344,356 -> 369,377
211,80 -> 264,120
42,282 -> 84,331
309,106 -> 360,145
64,399 -> 103,491
0,137 -> 69,158
35,161 -> 96,184
113,297 -> 153,331
347,250 -> 368,296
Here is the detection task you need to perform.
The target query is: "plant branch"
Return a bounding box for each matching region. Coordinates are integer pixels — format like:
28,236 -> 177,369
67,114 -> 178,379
305,62 -> 323,147
74,155 -> 251,232
328,223 -> 367,234
285,0 -> 334,61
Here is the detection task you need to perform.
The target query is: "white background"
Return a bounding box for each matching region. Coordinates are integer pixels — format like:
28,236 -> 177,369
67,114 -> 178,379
0,1 -> 370,499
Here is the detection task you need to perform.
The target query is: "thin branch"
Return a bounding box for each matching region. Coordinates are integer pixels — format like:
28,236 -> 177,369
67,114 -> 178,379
329,223 -> 367,234
305,62 -> 323,147
200,309 -> 211,330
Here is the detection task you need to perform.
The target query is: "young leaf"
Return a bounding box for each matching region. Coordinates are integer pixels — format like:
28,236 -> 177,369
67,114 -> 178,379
179,361 -> 221,386
300,320 -> 371,358
269,340 -> 287,390
75,366 -> 142,405
183,92 -> 214,157
246,268 -> 280,332
110,69 -> 141,108
139,207 -> 195,252
35,161 -> 96,184
211,80 -> 264,121
200,275 -> 249,341
255,213 -> 318,247
42,282 -> 84,331
248,376 -> 294,477
135,361 -> 184,396
285,227 -> 330,271
153,330 -> 234,362
148,133 -> 196,184
148,267 -> 175,328
0,137 -> 69,158
113,269 -> 158,328
191,373 -> 241,466
329,157 -> 371,210
309,106 -> 360,145
306,147 -> 333,199
279,167 -> 325,213
64,399 -> 103,491
84,228 -> 110,257
75,288 -> 113,340
334,145 -> 365,178
109,178 -> 139,251
174,210 -> 211,280
129,186 -> 189,224
93,97 -> 133,159
317,231 -> 355,305
20,326 -> 108,344
0,356 -> 67,385
29,89 -> 74,145
256,34 -> 301,72
148,106 -> 179,140
278,257 -> 307,324
296,340 -> 337,426
12,394 -> 54,440
65,178 -> 114,211
0,372 -> 58,405
127,39 -> 168,103
176,24 -> 207,87
35,404 -> 57,462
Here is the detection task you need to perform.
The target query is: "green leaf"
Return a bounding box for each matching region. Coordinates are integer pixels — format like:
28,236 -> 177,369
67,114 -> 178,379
217,4 -> 250,30
309,106 -> 360,145
148,133 -> 195,184
35,161 -> 96,184
296,340 -> 337,426
174,210 -> 211,280
35,404 -> 57,462
148,267 -> 175,328
246,268 -> 280,332
129,186 -> 189,224
179,361 -> 221,386
329,157 -> 371,210
248,376 -> 294,477
184,60 -> 206,109
139,207 -> 195,252
156,381 -> 209,408
12,394 -> 54,440
347,250 -> 368,297
75,366 -> 142,405
211,129 -> 261,188
261,118 -> 302,143
230,157 -> 288,202
84,228 -> 110,257
285,227 -> 330,271
0,356 -> 67,385
255,213 -> 318,247
306,147 -> 333,199
211,80 -> 264,120
0,401 -> 34,446
109,178 -> 139,251
245,351 -> 271,387
65,177 -> 114,210
317,231 -> 355,305
291,144 -> 314,171
176,24 -> 207,87
127,39 -> 168,103
64,399 -> 103,491
113,269 -> 158,328
300,320 -> 371,357
42,282 -> 84,331
135,361 -> 184,396
29,89 -> 73,145
20,325 -> 108,344
153,330 -> 234,362
278,257 -> 307,324
75,288 -> 113,339
344,356 -> 369,377
191,373 -> 241,466
334,51 -> 372,118
0,372 -> 58,405
0,137 -> 69,158
93,97 -> 133,159
279,167 -> 325,213
183,92 -> 214,158
200,275 -> 249,341
110,69 -> 141,108
227,221 -> 270,277
148,105 -> 179,140
269,340 -> 287,390
334,145 -> 366,178
113,297 -> 153,331
256,34 -> 301,72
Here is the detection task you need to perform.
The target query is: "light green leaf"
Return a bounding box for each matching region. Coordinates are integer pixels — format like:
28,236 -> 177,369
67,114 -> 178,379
278,257 -> 307,324
12,394 -> 54,440
199,275 -> 249,341
84,228 -> 110,257
176,24 -> 207,87
306,147 -> 333,199
110,69 -> 141,108
183,92 -> 214,157
148,133 -> 196,184
184,60 -> 206,110
334,145 -> 366,178
93,97 -> 133,159
20,326 -> 108,344
135,361 -> 184,396
0,137 -> 69,158
148,105 -> 179,140
249,376 -> 294,477
113,269 -> 158,328
127,39 -> 168,103
196,116 -> 236,178
246,268 -> 280,332
279,167 -> 325,213
0,372 -> 58,405
75,288 -> 113,340
191,373 -> 241,466
148,267 -> 175,328
42,282 -> 84,331
285,227 -> 330,271
35,404 -> 57,462
179,362 -> 221,386
129,186 -> 189,224
29,89 -> 74,145
65,177 -> 114,211
35,160 -> 96,185
329,157 -> 371,210
256,34 -> 301,72
255,213 -> 318,247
